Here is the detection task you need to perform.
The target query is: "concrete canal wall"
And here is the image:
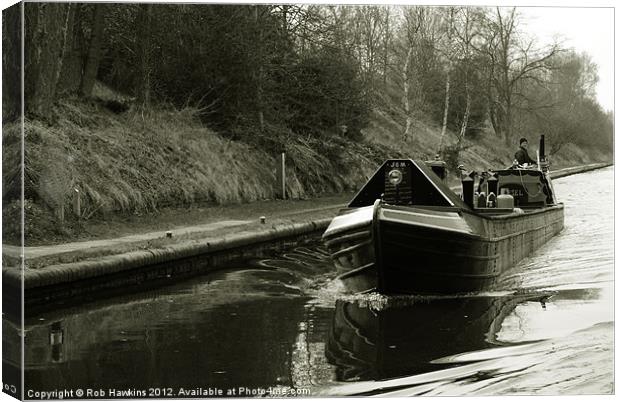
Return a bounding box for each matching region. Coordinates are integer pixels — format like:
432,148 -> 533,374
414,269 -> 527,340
547,162 -> 612,180
3,162 -> 611,306
3,218 -> 332,308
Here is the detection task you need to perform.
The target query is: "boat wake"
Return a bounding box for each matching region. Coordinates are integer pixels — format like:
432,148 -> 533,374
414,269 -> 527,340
317,321 -> 613,396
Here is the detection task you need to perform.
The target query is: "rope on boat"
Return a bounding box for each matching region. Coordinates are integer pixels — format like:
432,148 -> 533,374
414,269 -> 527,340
517,168 -> 543,198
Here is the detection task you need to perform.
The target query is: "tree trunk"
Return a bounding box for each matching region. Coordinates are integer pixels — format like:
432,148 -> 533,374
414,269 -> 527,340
24,3 -> 73,118
79,4 -> 106,97
457,85 -> 471,149
254,6 -> 265,131
382,7 -> 390,88
503,101 -> 513,147
402,46 -> 414,142
2,3 -> 22,122
281,5 -> 288,34
438,69 -> 451,152
136,4 -> 153,106
56,4 -> 84,95
487,94 -> 502,138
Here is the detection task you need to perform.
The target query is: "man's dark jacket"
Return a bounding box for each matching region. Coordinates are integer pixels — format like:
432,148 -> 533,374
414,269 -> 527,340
514,146 -> 536,164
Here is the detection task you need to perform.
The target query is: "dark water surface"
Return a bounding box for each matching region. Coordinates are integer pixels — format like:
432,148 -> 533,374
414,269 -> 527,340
13,167 -> 614,396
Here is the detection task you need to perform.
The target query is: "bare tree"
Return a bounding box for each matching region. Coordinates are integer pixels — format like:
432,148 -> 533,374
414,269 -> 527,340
400,6 -> 425,142
478,7 -> 562,145
136,3 -> 154,106
381,6 -> 392,88
80,4 -> 106,97
2,3 -> 22,121
437,7 -> 458,152
24,3 -> 74,118
254,5 -> 266,131
453,7 -> 483,150
524,51 -> 600,155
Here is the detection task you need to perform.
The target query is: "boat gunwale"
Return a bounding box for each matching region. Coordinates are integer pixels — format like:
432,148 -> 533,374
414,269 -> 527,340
325,202 -> 564,246
323,221 -> 372,240
378,203 -> 564,243
379,202 -> 564,221
464,203 -> 564,221
324,230 -> 371,248
380,214 -> 563,244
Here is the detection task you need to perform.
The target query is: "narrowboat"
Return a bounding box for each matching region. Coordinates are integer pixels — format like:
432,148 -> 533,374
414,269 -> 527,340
322,136 -> 564,294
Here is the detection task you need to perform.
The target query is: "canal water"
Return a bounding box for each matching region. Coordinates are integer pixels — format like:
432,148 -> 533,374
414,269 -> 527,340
10,167 -> 614,396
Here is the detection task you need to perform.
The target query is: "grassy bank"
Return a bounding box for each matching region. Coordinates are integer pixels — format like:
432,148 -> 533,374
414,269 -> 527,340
2,89 -> 612,245
3,97 -> 397,244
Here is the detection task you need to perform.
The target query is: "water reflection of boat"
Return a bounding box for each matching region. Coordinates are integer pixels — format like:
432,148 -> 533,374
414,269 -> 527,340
325,296 -> 531,382
322,136 -> 564,294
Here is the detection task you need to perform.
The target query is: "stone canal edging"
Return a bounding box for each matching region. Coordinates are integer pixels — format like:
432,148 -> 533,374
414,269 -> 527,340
4,218 -> 333,307
547,162 -> 612,179
3,161 -> 611,306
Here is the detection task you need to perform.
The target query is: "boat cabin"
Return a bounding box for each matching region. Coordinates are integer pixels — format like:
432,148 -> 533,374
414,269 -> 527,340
478,169 -> 556,208
347,158 -> 556,211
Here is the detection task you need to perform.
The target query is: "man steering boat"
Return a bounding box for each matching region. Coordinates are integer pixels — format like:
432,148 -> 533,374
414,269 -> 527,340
514,137 -> 537,166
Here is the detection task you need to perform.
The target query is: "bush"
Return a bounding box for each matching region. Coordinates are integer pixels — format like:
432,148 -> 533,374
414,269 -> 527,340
440,144 -> 464,175
284,50 -> 370,140
2,199 -> 66,245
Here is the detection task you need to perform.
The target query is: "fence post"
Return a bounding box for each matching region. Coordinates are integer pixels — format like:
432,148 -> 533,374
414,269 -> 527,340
276,152 -> 286,199
73,188 -> 81,218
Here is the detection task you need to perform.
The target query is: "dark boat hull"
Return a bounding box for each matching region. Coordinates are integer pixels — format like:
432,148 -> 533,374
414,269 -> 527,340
324,203 -> 564,294
322,206 -> 376,293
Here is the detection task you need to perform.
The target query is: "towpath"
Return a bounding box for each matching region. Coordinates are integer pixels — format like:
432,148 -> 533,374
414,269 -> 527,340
3,204 -> 347,260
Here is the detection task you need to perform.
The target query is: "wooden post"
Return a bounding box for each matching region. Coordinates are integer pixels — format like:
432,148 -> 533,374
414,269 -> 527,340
73,188 -> 81,218
57,204 -> 65,224
276,152 -> 286,199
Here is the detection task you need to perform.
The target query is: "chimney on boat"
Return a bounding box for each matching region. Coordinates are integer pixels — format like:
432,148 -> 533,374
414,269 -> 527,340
487,172 -> 498,197
461,172 -> 475,209
426,155 -> 448,182
539,135 -> 550,173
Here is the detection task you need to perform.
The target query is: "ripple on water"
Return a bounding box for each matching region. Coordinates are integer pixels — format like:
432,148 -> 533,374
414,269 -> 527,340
318,321 -> 612,396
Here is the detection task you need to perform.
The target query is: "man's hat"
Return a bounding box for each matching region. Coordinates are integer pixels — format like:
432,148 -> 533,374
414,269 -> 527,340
519,137 -> 528,145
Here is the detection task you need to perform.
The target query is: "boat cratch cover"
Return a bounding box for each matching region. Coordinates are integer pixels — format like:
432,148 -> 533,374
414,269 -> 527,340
348,159 -> 469,209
